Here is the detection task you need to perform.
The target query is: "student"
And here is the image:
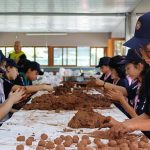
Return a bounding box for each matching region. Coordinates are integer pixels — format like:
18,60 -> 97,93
108,11 -> 150,138
109,68 -> 150,138
108,55 -> 129,88
123,12 -> 150,64
96,57 -> 113,83
2,59 -> 53,99
9,41 -> 26,64
14,60 -> 44,86
0,87 -> 25,122
0,50 -> 6,74
93,49 -> 148,118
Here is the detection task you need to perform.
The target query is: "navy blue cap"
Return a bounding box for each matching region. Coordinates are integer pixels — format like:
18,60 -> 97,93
119,49 -> 143,65
0,50 -> 6,63
27,61 -> 43,75
96,57 -> 110,68
124,12 -> 150,49
6,58 -> 18,68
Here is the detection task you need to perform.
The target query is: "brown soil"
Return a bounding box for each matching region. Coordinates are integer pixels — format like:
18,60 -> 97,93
68,109 -> 111,128
23,88 -> 111,111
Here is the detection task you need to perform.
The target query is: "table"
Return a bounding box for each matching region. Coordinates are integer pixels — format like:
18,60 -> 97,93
0,104 -> 134,150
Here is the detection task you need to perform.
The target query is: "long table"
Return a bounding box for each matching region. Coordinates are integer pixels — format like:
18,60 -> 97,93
0,104 -> 139,150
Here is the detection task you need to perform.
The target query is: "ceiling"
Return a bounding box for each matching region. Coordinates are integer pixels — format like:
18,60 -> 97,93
0,0 -> 143,32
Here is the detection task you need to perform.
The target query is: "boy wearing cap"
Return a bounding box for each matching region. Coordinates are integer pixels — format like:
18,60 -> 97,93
2,59 -> 53,99
96,57 -> 113,83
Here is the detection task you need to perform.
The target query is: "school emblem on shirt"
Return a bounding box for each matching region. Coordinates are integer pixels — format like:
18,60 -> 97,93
135,21 -> 141,30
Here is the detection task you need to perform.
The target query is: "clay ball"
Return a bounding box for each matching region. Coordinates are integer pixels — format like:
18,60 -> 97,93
73,135 -> 79,143
28,136 -> 34,141
77,143 -> 85,150
60,135 -> 65,140
108,140 -> 117,147
85,146 -> 95,150
80,139 -> 88,146
82,135 -> 89,140
17,136 -> 25,141
16,144 -> 24,150
36,146 -> 44,150
38,140 -> 46,147
55,145 -> 65,150
63,139 -> 73,147
54,137 -> 63,145
93,138 -> 100,144
26,138 -> 32,145
40,133 -> 48,140
45,141 -> 55,149
65,135 -> 72,141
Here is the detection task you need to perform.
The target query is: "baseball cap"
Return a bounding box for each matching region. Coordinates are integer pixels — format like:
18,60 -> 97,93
124,12 -> 150,49
96,57 -> 110,68
26,61 -> 44,75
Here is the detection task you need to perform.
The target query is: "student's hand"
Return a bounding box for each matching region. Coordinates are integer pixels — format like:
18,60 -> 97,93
8,88 -> 26,104
109,122 -> 134,138
43,84 -> 53,92
87,79 -> 104,87
105,89 -> 124,102
102,116 -> 120,128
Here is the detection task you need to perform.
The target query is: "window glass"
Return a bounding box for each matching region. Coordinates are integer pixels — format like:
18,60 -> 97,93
67,48 -> 76,65
35,47 -> 48,65
97,48 -> 104,64
77,47 -> 90,66
54,48 -> 63,65
22,47 -> 34,61
91,48 -> 96,66
6,47 -> 14,57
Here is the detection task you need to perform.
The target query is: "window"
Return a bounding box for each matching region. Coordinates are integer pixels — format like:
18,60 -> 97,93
77,47 -> 90,66
22,47 -> 34,61
91,47 -> 104,66
35,47 -> 48,65
114,40 -> 125,55
54,47 -> 76,66
67,48 -> 76,65
6,47 -> 14,57
54,48 -> 63,65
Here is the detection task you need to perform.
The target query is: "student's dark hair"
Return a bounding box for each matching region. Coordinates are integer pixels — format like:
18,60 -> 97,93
131,60 -> 150,100
109,55 -> 126,79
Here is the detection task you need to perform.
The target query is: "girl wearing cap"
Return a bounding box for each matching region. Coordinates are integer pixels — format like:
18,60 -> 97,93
96,57 -> 113,83
91,49 -> 149,119
109,68 -> 150,138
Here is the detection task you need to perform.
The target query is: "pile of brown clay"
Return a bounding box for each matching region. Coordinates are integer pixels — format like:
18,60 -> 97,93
23,88 -> 111,111
68,109 -> 111,128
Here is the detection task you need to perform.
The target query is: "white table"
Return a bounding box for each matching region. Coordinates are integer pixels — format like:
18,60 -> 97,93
0,104 -> 134,150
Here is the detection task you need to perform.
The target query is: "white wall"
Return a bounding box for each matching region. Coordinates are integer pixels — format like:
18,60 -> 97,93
0,32 -> 110,47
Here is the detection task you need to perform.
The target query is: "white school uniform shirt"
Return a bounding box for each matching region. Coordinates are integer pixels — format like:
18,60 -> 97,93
0,78 -> 10,124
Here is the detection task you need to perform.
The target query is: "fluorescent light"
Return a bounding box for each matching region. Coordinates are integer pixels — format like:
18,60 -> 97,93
25,33 -> 68,36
